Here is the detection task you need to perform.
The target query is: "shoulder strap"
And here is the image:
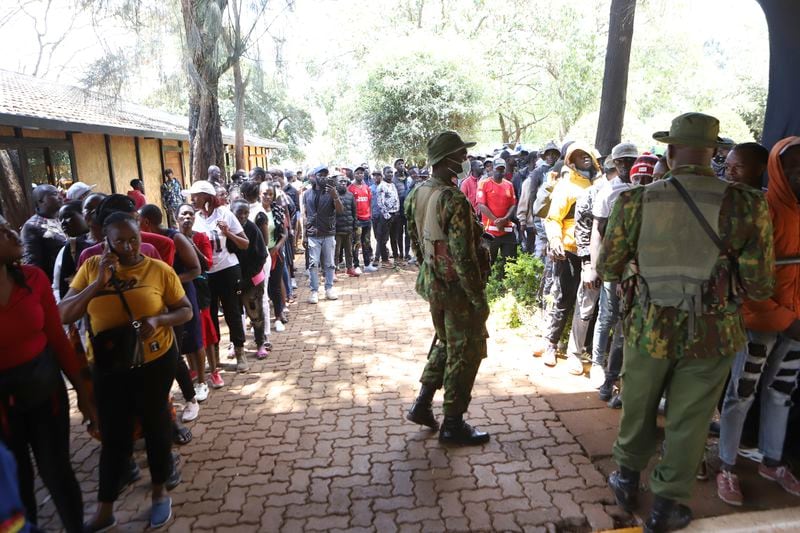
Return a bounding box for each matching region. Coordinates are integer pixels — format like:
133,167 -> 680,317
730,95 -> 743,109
667,177 -> 725,253
109,275 -> 140,326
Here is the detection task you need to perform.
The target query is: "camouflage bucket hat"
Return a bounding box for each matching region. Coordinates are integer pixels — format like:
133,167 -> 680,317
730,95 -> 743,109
427,130 -> 477,166
652,112 -> 726,148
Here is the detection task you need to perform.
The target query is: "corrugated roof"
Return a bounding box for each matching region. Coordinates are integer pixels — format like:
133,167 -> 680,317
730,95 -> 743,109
0,69 -> 287,150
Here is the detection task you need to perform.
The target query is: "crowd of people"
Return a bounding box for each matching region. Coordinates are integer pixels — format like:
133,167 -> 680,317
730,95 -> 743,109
2,109 -> 800,532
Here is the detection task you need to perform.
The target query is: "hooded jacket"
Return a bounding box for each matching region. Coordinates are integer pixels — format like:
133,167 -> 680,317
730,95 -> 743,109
544,142 -> 600,254
743,136 -> 800,332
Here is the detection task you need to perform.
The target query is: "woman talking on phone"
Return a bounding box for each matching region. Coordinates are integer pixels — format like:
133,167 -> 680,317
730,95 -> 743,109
59,212 -> 192,531
187,180 -> 249,380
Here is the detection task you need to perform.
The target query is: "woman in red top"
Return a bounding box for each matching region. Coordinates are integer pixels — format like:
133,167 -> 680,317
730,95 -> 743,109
178,203 -> 218,389
0,214 -> 96,533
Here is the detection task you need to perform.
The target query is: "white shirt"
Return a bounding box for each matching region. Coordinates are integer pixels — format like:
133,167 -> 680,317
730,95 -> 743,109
592,177 -> 632,219
193,206 -> 244,274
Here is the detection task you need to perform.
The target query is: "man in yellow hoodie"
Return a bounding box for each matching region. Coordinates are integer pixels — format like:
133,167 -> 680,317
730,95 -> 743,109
541,143 -> 600,367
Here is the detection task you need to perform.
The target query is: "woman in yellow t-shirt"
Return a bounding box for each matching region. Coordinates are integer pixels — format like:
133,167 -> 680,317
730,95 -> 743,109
59,212 -> 192,531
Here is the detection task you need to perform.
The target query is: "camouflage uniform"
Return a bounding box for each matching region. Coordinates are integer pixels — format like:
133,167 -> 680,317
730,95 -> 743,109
598,165 -> 775,500
405,174 -> 490,417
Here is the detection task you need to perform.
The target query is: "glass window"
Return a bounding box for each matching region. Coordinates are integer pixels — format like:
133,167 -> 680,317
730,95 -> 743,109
51,149 -> 74,189
27,148 -> 49,186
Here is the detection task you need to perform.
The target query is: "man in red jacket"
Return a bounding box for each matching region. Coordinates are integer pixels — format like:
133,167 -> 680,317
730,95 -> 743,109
717,137 -> 800,506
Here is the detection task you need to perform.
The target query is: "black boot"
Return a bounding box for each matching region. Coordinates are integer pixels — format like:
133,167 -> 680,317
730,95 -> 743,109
598,377 -> 614,402
406,384 -> 439,430
438,415 -> 490,445
608,466 -> 640,512
645,496 -> 693,533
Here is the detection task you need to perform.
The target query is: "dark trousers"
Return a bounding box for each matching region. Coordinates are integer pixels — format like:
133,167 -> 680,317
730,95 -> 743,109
95,348 -> 176,502
546,251 -> 582,345
174,350 -> 195,401
208,264 -> 245,347
268,256 -> 285,318
488,232 -> 517,275
335,233 -> 354,269
388,213 -> 402,258
242,282 -> 266,346
1,381 -> 83,532
375,216 -> 392,262
398,211 -> 410,258
354,220 -> 373,268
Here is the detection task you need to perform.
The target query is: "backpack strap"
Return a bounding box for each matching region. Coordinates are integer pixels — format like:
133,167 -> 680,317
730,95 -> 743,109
667,177 -> 726,254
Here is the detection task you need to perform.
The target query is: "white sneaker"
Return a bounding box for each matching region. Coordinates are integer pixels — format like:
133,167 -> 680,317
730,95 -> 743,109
194,382 -> 209,402
308,291 -> 319,304
181,400 -> 199,422
291,278 -> 298,289
354,267 -> 363,275
364,265 -> 378,273
325,288 -> 338,300
589,365 -> 606,389
274,320 -> 286,332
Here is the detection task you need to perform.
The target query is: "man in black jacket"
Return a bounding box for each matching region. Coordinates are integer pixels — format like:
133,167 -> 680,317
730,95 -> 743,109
334,175 -> 359,277
304,166 -> 344,303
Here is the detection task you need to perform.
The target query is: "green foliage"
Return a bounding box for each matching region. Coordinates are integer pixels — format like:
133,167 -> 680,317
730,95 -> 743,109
486,253 -> 545,308
358,52 -> 483,161
491,292 -> 523,329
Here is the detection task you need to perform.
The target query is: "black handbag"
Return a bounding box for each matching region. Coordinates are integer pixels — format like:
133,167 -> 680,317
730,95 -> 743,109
0,347 -> 62,411
88,275 -> 146,373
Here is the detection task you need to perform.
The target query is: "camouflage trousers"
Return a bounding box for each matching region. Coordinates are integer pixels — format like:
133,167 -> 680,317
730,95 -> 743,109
420,302 -> 488,416
613,341 -> 731,500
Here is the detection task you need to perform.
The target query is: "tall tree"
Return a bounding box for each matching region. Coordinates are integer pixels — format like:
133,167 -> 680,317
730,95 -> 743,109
594,0 -> 636,156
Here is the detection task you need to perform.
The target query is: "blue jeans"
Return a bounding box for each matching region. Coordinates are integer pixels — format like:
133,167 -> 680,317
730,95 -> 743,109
308,236 -> 335,291
718,331 -> 800,466
592,281 -> 621,369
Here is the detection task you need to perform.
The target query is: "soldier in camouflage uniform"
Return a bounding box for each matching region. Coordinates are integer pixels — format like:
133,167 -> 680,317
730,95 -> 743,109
599,113 -> 775,532
404,130 -> 491,446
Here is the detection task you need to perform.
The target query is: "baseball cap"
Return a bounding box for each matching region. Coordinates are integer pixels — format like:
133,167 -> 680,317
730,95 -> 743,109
311,165 -> 329,176
631,153 -> 659,178
611,143 -> 639,160
65,181 -> 97,201
493,157 -> 507,168
187,180 -> 216,196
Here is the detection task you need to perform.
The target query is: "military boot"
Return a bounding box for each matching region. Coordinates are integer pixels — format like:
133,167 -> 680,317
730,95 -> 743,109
644,496 -> 692,533
406,384 -> 439,430
235,346 -> 249,373
608,466 -> 640,512
439,415 -> 490,445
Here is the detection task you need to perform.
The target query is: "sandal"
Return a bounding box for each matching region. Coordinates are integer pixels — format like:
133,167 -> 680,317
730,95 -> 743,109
173,424 -> 193,445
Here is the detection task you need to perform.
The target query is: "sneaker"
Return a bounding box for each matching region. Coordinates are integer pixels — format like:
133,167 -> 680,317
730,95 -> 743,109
354,267 -> 363,275
181,400 -> 199,422
308,290 -> 319,304
759,463 -> 800,496
235,346 -> 250,373
598,378 -> 614,402
567,356 -> 584,376
150,497 -> 173,529
364,265 -> 378,273
209,371 -> 224,389
608,393 -> 622,409
543,345 -> 557,367
194,382 -> 209,402
274,320 -> 286,332
257,344 -> 269,360
716,470 -> 743,506
325,288 -> 338,300
291,277 -> 298,289
226,343 -> 235,360
589,364 -> 606,388
347,268 -> 360,277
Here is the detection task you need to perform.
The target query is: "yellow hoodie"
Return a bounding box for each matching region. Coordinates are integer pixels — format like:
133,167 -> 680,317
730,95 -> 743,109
544,142 -> 601,254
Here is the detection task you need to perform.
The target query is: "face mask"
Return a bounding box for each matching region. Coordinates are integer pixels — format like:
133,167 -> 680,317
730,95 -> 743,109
447,157 -> 470,181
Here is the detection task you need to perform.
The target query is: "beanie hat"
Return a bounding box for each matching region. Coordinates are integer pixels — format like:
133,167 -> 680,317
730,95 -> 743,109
631,153 -> 659,178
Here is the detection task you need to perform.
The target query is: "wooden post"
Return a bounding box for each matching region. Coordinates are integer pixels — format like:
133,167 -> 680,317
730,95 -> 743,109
134,137 -> 144,181
104,134 -> 116,193
66,132 -> 78,182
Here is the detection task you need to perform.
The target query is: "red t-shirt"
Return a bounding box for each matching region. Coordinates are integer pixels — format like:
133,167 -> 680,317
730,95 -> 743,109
348,183 -> 372,221
127,190 -> 147,210
0,265 -> 80,375
476,178 -> 517,237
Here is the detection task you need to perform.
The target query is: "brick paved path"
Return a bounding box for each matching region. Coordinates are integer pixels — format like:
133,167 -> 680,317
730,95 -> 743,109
40,265 -> 618,532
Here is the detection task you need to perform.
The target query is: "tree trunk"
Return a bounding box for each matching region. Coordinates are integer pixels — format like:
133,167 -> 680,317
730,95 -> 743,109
498,113 -> 510,145
594,0 -> 636,156
758,0 -> 800,150
233,57 -> 248,171
189,79 -> 225,182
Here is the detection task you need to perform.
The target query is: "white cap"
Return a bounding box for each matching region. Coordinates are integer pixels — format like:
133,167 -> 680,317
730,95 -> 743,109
65,181 -> 96,201
493,156 -> 507,168
187,180 -> 216,197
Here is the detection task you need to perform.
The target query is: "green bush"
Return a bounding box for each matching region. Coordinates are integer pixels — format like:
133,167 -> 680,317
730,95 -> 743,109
491,292 -> 523,328
485,253 -> 545,310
